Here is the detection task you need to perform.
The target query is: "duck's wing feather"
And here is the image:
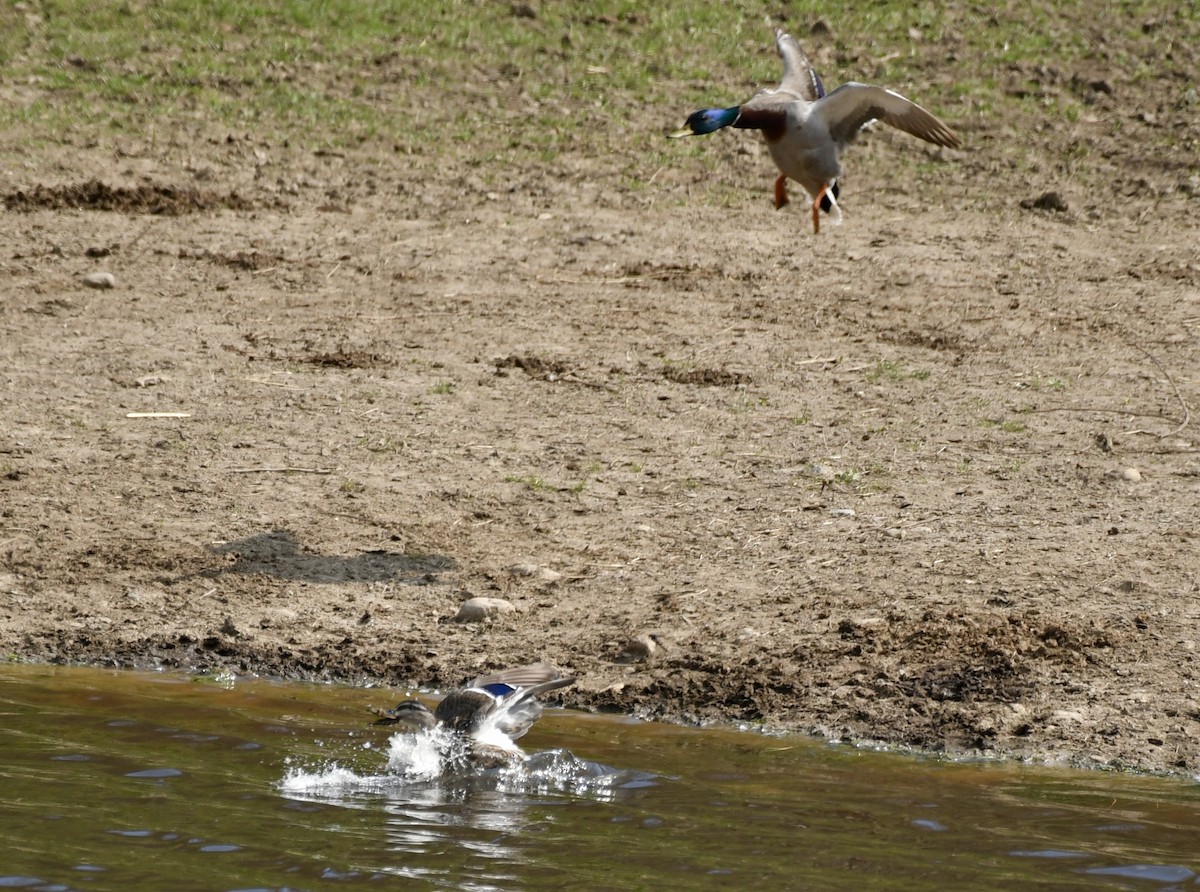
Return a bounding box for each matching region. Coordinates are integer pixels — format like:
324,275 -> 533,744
470,662 -> 563,689
774,29 -> 825,101
509,676 -> 576,701
815,83 -> 961,149
487,677 -> 575,740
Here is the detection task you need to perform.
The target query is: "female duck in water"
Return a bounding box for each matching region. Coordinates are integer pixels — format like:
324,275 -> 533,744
371,663 -> 574,767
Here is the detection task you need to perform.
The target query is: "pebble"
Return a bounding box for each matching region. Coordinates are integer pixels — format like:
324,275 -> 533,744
82,271 -> 115,289
1021,190 -> 1068,213
613,633 -> 662,664
829,507 -> 856,518
507,563 -> 562,583
1105,467 -> 1143,483
1051,709 -> 1086,724
453,597 -> 516,623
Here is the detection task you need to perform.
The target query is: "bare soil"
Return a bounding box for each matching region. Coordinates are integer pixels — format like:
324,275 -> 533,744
2,14 -> 1198,773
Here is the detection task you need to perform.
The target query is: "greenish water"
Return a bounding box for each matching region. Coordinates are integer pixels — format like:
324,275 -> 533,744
1,665 -> 1198,891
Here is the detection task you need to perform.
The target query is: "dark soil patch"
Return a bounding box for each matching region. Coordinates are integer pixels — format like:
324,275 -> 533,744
2,179 -> 258,215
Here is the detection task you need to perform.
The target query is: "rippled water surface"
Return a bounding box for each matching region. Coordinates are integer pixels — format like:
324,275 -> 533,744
2,664 -> 1199,891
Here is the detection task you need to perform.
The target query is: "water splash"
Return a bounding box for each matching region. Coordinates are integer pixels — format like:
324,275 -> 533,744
383,726 -> 455,780
279,729 -> 657,804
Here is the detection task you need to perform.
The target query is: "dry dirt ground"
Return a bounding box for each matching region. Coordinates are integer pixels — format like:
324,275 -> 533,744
2,14 -> 1198,774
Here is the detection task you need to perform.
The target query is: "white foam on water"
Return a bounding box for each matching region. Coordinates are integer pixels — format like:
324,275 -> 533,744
279,762 -> 367,795
500,748 -> 649,800
278,729 -> 455,796
278,729 -> 655,804
383,728 -> 453,780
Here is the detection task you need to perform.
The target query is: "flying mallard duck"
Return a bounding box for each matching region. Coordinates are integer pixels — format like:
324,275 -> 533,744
370,663 -> 574,766
671,29 -> 961,233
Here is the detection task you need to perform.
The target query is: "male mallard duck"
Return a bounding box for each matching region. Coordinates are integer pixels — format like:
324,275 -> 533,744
671,29 -> 961,233
370,662 -> 574,766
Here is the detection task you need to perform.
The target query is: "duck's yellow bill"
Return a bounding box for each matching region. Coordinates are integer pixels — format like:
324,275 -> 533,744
668,126 -> 695,139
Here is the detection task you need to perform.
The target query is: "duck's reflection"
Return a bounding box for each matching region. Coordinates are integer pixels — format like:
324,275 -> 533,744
376,743 -> 656,882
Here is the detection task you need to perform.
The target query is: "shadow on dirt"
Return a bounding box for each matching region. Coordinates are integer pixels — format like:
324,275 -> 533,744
203,529 -> 457,584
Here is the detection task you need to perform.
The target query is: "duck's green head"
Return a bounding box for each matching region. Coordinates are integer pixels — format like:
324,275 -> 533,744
669,106 -> 740,138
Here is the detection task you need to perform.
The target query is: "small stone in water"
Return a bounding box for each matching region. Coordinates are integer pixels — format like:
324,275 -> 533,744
82,271 -> 115,289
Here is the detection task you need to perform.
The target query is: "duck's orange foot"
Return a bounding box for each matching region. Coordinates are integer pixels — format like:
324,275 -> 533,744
773,174 -> 790,210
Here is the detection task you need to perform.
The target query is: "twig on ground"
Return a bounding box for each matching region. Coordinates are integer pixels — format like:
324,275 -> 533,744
227,466 -> 334,474
1132,344 -> 1190,437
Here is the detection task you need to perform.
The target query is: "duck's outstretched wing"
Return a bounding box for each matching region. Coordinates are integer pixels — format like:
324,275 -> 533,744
436,664 -> 575,738
774,29 -> 826,101
815,83 -> 961,149
485,676 -> 576,740
735,31 -> 823,136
